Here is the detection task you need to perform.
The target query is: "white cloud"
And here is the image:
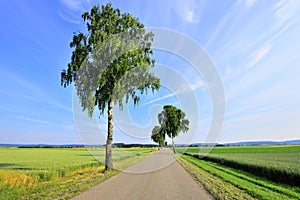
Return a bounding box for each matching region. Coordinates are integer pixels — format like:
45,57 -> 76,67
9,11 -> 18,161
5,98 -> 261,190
173,0 -> 202,24
0,69 -> 72,112
243,3 -> 300,69
142,78 -> 205,106
58,10 -> 81,24
185,10 -> 198,24
225,65 -> 241,76
205,15 -> 229,48
237,0 -> 257,9
273,0 -> 300,27
143,93 -> 175,105
58,0 -> 90,24
60,0 -> 88,11
220,1 -> 300,80
245,0 -> 257,8
16,115 -> 50,124
246,43 -> 272,68
223,108 -> 300,138
206,0 -> 256,48
189,79 -> 206,91
226,84 -> 299,120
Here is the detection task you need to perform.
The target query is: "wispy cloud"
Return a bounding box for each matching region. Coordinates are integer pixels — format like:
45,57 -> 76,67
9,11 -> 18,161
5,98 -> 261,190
143,93 -> 175,105
189,79 -> 206,91
173,0 -> 202,24
58,0 -> 90,24
59,0 -> 88,11
205,15 -> 229,48
246,43 -> 272,68
0,69 -> 72,112
58,10 -> 81,24
245,0 -> 257,8
273,0 -> 300,28
223,108 -> 300,140
223,77 -> 300,142
16,115 -> 77,133
142,78 -> 205,106
16,115 -> 50,124
217,1 -> 300,80
224,65 -> 241,76
206,0 -> 256,48
237,0 -> 257,9
225,78 -> 300,127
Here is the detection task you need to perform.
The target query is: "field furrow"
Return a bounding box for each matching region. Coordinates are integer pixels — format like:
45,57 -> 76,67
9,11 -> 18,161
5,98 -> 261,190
181,154 -> 300,200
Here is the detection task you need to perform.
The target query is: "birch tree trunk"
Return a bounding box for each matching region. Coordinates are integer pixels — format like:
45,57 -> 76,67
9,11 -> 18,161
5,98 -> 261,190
105,99 -> 114,170
172,136 -> 176,154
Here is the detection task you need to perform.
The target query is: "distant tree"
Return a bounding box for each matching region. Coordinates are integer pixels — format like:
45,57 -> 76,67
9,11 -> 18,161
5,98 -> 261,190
151,126 -> 165,149
159,105 -> 189,154
61,3 -> 160,170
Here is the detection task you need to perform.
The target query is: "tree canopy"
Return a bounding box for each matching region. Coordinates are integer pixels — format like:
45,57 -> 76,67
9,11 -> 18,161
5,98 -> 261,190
155,105 -> 189,153
151,126 -> 165,148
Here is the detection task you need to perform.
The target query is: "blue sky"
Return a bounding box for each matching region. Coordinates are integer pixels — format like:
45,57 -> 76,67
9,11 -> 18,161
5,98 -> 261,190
0,0 -> 300,144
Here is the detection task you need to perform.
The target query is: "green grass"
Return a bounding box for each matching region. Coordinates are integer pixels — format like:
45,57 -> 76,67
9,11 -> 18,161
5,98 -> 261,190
0,147 -> 156,200
177,145 -> 300,186
180,145 -> 300,154
179,154 -> 300,200
178,156 -> 256,200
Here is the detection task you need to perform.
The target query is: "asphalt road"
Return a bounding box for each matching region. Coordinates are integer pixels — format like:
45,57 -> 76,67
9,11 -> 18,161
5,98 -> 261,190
72,149 -> 213,200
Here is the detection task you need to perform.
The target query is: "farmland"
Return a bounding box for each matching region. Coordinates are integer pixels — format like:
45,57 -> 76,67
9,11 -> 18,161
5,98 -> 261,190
0,148 -> 156,200
1,146 -> 299,200
177,145 -> 300,199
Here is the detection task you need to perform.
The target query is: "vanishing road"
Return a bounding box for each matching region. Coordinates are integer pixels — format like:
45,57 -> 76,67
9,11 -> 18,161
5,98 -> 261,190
72,149 -> 213,200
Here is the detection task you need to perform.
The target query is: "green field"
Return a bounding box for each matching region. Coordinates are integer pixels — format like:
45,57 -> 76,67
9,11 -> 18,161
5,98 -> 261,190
181,145 -> 300,154
178,145 -> 300,186
2,146 -> 299,200
177,145 -> 300,200
0,148 -> 155,200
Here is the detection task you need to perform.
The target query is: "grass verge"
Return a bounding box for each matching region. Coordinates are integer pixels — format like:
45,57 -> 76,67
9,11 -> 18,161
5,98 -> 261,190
178,155 -> 257,200
178,154 -> 300,200
178,146 -> 300,186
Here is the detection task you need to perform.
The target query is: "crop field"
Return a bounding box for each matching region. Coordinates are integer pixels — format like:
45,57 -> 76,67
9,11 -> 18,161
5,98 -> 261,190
177,145 -> 300,199
178,145 -> 300,186
0,148 -> 155,200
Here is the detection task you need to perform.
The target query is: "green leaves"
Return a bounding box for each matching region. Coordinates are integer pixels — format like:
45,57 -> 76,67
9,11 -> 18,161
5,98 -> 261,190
61,3 -> 160,116
61,2 -> 160,170
152,105 -> 190,148
160,105 -> 190,139
151,126 -> 165,147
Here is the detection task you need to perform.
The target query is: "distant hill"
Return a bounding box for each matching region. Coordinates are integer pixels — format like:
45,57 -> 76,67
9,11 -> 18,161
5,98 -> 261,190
224,139 -> 300,146
189,139 -> 300,147
0,140 -> 299,148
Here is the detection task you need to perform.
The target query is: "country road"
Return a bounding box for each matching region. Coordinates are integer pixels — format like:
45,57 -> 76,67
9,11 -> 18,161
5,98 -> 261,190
72,149 -> 213,200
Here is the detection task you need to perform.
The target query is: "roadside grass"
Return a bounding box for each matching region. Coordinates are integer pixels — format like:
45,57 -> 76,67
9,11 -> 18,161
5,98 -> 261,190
177,145 -> 300,186
0,148 -> 156,200
178,155 -> 257,200
179,154 -> 300,200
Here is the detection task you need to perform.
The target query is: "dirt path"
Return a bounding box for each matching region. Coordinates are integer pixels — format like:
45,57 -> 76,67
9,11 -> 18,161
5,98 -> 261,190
72,149 -> 213,200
